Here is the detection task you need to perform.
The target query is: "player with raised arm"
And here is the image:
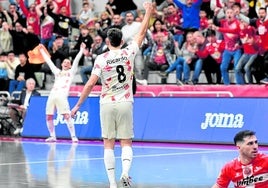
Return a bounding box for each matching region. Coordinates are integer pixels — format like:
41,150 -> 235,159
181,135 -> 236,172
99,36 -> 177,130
38,42 -> 86,143
71,2 -> 153,188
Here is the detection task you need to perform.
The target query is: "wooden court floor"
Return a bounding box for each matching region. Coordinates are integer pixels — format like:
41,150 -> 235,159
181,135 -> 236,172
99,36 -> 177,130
1,137 -> 268,188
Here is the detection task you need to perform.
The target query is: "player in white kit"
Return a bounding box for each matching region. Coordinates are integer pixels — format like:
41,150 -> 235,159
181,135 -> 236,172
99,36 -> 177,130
71,2 -> 153,187
39,43 -> 86,142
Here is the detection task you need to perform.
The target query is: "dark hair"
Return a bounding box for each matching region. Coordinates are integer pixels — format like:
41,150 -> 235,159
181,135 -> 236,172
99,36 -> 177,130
107,28 -> 122,47
232,2 -> 241,9
152,19 -> 165,33
259,7 -> 267,12
234,130 -> 256,145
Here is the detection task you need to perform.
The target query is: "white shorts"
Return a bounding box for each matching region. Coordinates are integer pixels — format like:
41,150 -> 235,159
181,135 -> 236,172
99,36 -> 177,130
100,102 -> 134,139
46,94 -> 70,115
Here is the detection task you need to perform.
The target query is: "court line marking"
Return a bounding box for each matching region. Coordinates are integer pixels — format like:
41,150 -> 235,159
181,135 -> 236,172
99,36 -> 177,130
0,149 -> 234,166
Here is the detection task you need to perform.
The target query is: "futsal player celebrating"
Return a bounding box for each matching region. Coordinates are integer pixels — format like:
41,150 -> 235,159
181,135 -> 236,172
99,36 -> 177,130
38,42 -> 86,142
71,2 -> 153,187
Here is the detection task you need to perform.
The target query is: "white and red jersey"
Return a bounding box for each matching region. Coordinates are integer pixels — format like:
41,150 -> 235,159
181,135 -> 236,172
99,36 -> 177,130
216,153 -> 268,188
205,40 -> 225,63
218,19 -> 241,51
256,19 -> 268,51
40,47 -> 83,97
92,41 -> 139,104
239,25 -> 258,54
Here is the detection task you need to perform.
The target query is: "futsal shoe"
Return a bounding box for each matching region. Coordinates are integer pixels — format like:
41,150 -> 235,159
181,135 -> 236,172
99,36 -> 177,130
72,136 -> 79,143
119,176 -> 132,188
45,136 -> 57,142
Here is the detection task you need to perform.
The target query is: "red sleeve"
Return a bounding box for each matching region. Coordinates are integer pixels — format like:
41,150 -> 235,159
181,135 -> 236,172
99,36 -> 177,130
196,48 -> 209,59
218,40 -> 225,52
216,162 -> 233,187
219,20 -> 240,34
19,0 -> 29,17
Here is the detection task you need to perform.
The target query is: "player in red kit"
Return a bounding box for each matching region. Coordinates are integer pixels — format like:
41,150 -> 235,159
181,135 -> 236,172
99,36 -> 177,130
212,130 -> 268,188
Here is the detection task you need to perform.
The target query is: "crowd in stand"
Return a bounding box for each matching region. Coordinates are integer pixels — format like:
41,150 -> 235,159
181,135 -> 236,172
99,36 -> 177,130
0,0 -> 268,97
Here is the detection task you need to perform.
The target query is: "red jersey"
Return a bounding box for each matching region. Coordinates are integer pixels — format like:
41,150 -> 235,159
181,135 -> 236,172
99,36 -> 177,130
205,40 -> 225,63
219,19 -> 241,51
216,153 -> 268,188
256,19 -> 268,51
19,0 -> 40,35
239,25 -> 258,54
55,0 -> 71,17
200,17 -> 209,31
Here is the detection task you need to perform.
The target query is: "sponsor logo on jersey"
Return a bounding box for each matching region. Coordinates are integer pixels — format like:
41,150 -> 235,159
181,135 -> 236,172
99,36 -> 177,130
235,174 -> 266,187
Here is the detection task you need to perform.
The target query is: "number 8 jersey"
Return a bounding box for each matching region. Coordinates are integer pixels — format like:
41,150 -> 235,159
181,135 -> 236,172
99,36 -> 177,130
92,41 -> 139,104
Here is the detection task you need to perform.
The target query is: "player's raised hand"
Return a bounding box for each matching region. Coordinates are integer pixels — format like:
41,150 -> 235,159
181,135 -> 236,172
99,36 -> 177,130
143,1 -> 153,12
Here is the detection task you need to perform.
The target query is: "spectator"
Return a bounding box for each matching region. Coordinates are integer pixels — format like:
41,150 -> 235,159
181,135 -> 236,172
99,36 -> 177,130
8,52 -> 37,94
6,50 -> 20,82
17,0 -> 40,35
7,3 -> 25,27
70,24 -> 94,66
23,25 -> 40,53
154,0 -> 173,11
199,10 -> 209,33
122,11 -> 146,84
0,4 -> 9,26
35,0 -> 55,48
9,78 -> 40,135
181,32 -> 201,85
159,56 -> 185,85
235,21 -> 259,84
212,130 -> 268,188
0,21 -> 13,53
0,52 -> 9,90
80,34 -> 107,84
173,0 -> 203,36
105,0 -> 121,17
49,35 -> 69,69
164,3 -> 184,49
212,8 -> 242,85
9,21 -> 28,55
53,0 -> 72,17
105,0 -> 138,19
244,7 -> 268,84
143,19 -> 175,83
203,30 -> 224,84
77,1 -> 95,26
94,11 -> 112,40
47,4 -> 79,48
96,14 -> 125,41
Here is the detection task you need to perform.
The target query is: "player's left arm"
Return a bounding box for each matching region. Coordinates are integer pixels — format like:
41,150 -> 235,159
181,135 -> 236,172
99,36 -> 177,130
71,43 -> 86,73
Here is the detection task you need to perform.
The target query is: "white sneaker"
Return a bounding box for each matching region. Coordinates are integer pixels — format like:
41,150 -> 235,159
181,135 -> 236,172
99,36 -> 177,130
45,137 -> 57,142
120,176 -> 132,188
72,136 -> 79,143
13,128 -> 21,135
135,79 -> 148,85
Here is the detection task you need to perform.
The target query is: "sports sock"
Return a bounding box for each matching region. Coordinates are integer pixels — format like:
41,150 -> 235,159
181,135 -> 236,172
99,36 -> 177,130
46,119 -> 55,137
104,149 -> 116,186
66,117 -> 76,137
121,146 -> 133,178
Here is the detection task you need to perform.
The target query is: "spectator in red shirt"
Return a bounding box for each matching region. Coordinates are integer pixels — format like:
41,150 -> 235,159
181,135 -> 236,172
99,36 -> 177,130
17,0 -> 40,35
235,21 -> 259,84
